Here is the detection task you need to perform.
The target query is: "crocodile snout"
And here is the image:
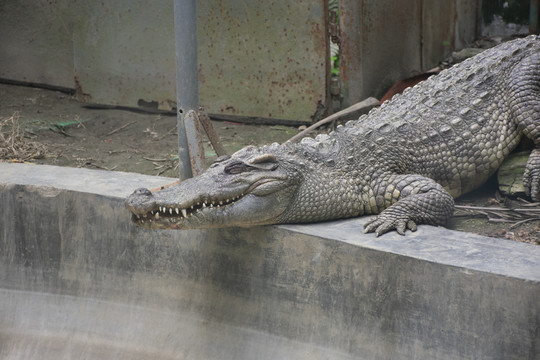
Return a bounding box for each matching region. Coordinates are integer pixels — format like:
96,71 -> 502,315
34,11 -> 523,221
125,188 -> 155,215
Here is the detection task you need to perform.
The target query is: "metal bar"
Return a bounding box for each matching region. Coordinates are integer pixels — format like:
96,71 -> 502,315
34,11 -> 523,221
183,110 -> 206,177
198,107 -> 227,157
173,0 -> 201,180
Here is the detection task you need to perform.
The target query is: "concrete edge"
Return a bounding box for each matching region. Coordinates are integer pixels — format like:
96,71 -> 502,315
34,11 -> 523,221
2,162 -> 539,282
0,162 -> 174,199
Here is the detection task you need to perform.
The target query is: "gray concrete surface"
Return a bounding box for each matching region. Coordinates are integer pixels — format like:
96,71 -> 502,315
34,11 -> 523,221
0,163 -> 539,359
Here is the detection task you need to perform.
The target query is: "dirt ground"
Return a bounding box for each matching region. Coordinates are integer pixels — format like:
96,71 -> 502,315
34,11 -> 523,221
0,83 -> 297,175
0,83 -> 538,243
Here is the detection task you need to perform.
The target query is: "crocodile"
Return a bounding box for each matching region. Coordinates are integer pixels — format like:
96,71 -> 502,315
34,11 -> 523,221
126,35 -> 540,236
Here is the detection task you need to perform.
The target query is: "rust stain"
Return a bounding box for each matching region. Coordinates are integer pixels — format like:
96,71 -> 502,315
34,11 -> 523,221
198,106 -> 227,157
73,75 -> 92,103
197,0 -> 328,122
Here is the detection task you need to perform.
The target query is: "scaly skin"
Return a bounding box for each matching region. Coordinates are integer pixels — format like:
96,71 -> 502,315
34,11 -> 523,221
126,35 -> 540,236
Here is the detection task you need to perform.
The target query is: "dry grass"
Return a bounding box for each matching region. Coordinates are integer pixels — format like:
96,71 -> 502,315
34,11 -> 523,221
0,112 -> 54,162
454,198 -> 540,244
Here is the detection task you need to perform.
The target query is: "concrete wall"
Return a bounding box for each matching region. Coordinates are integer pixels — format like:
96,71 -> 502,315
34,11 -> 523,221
1,163 -> 539,359
71,1 -> 178,110
0,0 -> 74,89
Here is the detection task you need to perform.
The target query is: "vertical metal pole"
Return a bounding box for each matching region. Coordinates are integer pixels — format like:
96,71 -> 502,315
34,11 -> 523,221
174,0 -> 199,180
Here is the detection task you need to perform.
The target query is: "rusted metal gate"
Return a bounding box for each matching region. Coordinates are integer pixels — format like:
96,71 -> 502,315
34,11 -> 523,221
338,0 -> 481,107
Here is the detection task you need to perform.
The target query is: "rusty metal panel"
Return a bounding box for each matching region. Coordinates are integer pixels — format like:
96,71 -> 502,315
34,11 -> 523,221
339,0 -> 481,106
421,1 -> 457,70
72,0 -> 177,110
339,0 -> 422,105
422,0 -> 480,70
197,0 -> 329,123
453,0 -> 481,48
0,0 -> 74,89
2,1 -> 328,122
73,0 -> 329,122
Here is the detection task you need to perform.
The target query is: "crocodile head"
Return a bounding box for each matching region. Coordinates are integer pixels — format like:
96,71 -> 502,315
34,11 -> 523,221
125,146 -> 301,229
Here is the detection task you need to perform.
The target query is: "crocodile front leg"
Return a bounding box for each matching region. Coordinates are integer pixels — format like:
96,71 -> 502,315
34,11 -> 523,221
363,174 -> 454,236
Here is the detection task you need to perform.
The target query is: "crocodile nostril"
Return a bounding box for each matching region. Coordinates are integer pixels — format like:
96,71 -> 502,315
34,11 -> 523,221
133,188 -> 152,197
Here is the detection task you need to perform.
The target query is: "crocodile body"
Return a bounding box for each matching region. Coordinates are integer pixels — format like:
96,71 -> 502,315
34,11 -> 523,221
126,35 -> 540,235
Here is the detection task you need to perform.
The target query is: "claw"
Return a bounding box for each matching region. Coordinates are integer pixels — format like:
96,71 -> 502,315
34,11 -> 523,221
407,220 -> 417,232
395,221 -> 407,235
364,216 -> 417,237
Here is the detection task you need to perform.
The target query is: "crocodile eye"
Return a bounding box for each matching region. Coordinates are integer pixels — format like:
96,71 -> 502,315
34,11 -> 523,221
215,155 -> 231,162
224,160 -> 247,174
210,155 -> 231,168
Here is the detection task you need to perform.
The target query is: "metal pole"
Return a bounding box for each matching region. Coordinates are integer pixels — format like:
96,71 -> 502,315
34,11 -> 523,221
174,0 -> 201,180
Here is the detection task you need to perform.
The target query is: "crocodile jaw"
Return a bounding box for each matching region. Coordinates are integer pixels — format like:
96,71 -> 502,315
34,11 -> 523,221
125,168 -> 297,229
127,193 -> 285,229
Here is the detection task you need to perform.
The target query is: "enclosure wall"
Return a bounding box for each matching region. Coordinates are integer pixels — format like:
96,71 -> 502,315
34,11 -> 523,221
0,163 -> 539,359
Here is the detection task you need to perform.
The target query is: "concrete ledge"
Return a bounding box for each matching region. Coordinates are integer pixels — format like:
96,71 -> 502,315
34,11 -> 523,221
0,163 -> 539,359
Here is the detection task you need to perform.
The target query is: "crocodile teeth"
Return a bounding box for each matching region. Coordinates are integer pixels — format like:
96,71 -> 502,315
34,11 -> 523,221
175,207 -> 180,215
155,212 -> 160,219
181,209 -> 187,218
202,203 -> 206,208
169,208 -> 173,215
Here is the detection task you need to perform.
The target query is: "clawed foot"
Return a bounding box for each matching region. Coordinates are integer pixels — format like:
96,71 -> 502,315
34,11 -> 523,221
364,215 -> 417,236
523,149 -> 540,202
361,175 -> 453,236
